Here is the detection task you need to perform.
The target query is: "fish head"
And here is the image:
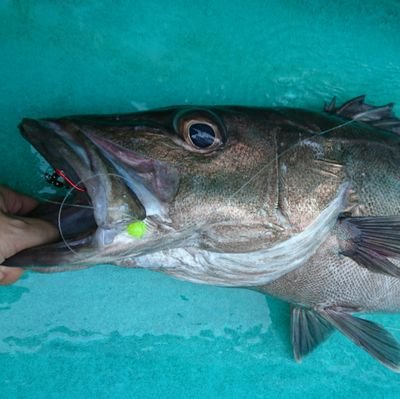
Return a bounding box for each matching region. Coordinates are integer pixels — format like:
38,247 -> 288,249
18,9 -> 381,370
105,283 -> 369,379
11,106 -> 286,267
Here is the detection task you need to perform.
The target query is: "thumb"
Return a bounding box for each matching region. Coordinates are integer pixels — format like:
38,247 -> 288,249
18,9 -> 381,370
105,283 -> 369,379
0,213 -> 59,264
0,216 -> 59,286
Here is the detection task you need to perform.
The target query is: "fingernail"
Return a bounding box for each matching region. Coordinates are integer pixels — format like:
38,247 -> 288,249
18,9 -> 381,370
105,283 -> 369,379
0,271 -> 5,281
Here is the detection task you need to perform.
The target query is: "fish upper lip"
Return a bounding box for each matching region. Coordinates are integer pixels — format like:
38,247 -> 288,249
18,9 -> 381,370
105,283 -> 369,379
20,115 -> 152,214
83,130 -> 179,206
19,118 -> 87,192
19,117 -> 104,220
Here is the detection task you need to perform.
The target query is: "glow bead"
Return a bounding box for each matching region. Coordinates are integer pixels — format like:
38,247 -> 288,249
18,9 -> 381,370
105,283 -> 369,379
126,221 -> 146,238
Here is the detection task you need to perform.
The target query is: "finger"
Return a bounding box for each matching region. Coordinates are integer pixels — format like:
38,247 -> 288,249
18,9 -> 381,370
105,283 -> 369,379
0,266 -> 24,285
0,186 -> 38,215
0,214 -> 59,262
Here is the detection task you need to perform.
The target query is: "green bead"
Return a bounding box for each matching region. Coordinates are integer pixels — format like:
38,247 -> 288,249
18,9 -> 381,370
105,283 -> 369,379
126,221 -> 146,238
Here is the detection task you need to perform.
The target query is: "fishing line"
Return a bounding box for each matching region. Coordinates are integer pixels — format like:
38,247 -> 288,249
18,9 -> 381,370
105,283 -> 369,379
37,197 -> 94,210
54,168 -> 86,192
55,172 -> 137,259
227,117 -> 359,203
57,184 -> 82,256
37,106 -> 376,263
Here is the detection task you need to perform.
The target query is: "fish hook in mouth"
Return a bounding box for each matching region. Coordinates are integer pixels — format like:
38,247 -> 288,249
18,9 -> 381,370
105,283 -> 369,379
6,118 -> 145,266
45,168 -> 87,192
6,116 -> 180,268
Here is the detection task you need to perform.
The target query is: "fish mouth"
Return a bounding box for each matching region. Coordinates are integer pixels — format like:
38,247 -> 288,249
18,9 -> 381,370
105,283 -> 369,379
7,117 -> 179,267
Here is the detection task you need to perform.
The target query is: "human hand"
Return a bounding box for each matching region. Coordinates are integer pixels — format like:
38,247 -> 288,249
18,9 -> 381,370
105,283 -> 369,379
0,186 -> 59,285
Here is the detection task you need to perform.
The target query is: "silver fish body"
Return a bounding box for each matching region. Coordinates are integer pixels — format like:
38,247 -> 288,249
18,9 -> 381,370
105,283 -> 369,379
8,95 -> 400,371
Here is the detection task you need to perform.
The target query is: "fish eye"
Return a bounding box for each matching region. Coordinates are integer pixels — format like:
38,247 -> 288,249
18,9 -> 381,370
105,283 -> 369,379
175,110 -> 225,153
187,122 -> 216,149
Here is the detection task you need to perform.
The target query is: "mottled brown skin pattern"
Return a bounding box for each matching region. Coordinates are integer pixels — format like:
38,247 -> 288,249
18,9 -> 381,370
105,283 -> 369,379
15,105 -> 400,314
259,109 -> 400,313
72,107 -> 290,252
65,107 -> 400,312
69,106 -> 400,314
12,100 -> 400,370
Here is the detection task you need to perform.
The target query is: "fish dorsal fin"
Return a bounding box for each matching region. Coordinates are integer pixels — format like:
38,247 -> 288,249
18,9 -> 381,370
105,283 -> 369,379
324,95 -> 400,135
321,308 -> 400,372
338,215 -> 400,277
291,306 -> 334,362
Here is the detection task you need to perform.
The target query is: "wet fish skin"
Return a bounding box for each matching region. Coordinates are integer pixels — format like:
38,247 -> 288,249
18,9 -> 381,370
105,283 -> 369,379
10,96 -> 400,371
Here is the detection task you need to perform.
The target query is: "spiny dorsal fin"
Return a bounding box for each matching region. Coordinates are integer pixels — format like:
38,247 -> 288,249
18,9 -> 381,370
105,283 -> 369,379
321,308 -> 400,372
324,95 -> 400,135
291,306 -> 334,362
338,215 -> 400,277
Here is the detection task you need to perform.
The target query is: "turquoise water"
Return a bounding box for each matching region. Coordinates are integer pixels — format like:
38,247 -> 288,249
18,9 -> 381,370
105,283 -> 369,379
1,0 -> 400,397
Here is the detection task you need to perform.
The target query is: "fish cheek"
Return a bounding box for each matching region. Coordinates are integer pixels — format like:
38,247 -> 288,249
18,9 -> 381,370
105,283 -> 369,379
277,141 -> 346,230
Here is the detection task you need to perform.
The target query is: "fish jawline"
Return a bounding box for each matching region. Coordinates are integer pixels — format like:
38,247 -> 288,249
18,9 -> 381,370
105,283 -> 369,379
131,183 -> 350,286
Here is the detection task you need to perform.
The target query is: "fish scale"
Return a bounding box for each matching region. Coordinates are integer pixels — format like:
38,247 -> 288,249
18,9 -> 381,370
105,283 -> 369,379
7,96 -> 400,371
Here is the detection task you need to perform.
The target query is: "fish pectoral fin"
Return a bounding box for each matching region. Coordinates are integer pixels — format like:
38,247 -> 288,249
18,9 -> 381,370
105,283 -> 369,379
321,308 -> 400,372
291,306 -> 334,362
324,95 -> 400,135
338,216 -> 400,277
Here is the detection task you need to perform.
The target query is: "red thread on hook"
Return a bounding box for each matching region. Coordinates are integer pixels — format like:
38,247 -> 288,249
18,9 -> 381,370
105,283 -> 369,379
55,169 -> 86,192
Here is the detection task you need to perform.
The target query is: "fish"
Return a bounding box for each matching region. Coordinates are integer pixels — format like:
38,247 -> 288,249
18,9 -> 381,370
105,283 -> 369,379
7,95 -> 400,371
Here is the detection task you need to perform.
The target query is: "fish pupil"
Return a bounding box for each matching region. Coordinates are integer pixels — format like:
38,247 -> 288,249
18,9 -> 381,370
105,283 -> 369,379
189,123 -> 215,148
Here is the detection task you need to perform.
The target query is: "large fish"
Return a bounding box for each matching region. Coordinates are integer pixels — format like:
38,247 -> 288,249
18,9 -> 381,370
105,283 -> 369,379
7,95 -> 400,371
